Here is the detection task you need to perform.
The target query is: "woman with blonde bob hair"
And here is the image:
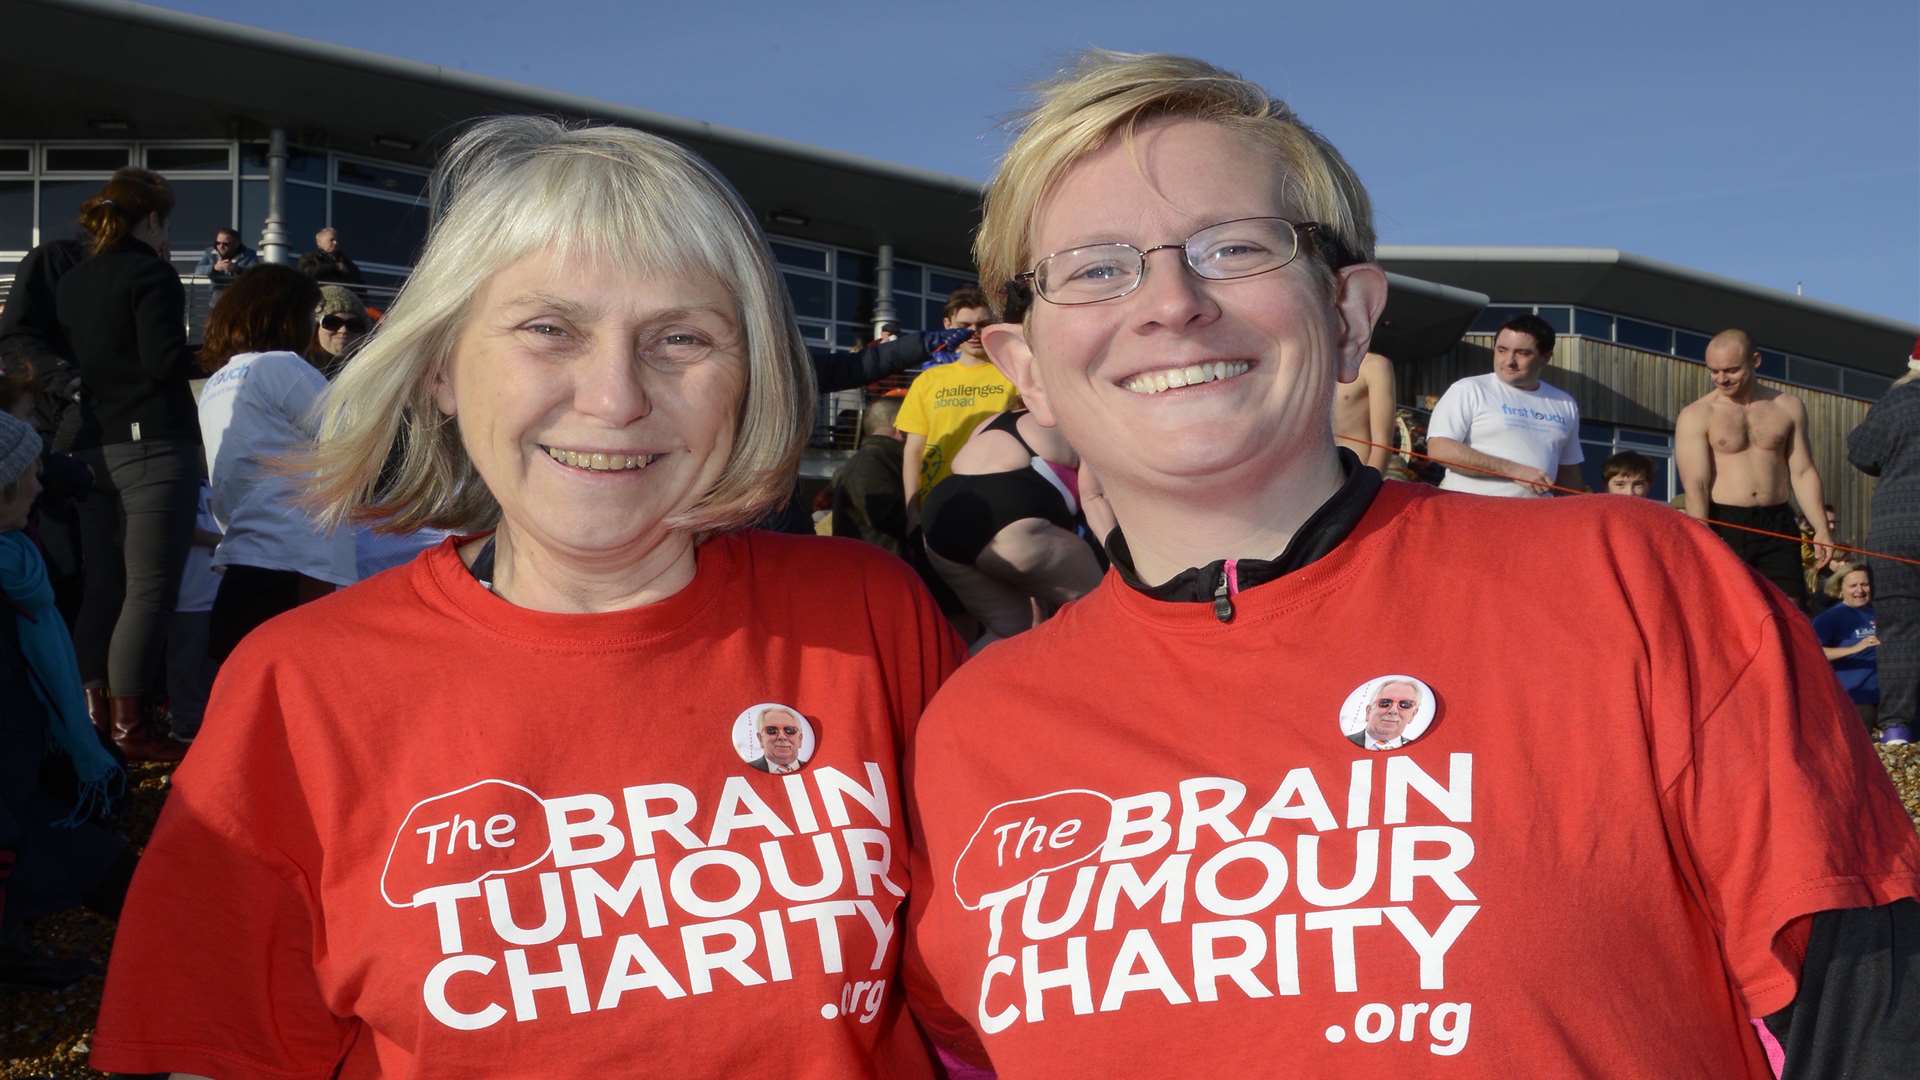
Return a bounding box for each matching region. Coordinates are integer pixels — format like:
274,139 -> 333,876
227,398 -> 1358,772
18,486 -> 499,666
902,51 -> 1920,1078
94,117 -> 962,1079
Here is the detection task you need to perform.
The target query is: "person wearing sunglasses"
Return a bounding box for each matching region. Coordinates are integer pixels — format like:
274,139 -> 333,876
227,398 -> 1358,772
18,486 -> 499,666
308,284 -> 372,376
1347,679 -> 1422,750
748,705 -> 809,773
903,50 -> 1920,1079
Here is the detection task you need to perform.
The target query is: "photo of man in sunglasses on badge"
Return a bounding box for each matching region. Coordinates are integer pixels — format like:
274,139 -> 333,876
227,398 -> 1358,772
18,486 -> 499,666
745,704 -> 812,774
308,284 -> 373,377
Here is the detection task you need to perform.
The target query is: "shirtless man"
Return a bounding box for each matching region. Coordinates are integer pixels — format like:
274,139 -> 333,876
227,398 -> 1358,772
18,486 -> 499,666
1676,328 -> 1832,606
1332,351 -> 1396,471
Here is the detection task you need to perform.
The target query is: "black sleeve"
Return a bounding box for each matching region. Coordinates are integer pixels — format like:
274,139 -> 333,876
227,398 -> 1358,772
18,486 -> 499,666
1762,900 -> 1920,1079
811,334 -> 932,393
128,261 -> 194,382
834,454 -> 907,555
0,246 -> 68,371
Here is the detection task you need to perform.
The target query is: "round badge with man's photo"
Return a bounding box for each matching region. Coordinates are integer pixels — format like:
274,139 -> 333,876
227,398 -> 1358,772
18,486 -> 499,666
732,703 -> 817,775
1339,674 -> 1437,752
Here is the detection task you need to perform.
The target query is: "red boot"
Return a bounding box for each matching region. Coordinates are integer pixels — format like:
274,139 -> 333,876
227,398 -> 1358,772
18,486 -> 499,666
108,695 -> 186,764
84,686 -> 110,735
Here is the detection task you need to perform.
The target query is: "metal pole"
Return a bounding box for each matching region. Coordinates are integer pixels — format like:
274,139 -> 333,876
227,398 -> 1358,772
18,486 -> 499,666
260,128 -> 289,265
872,242 -> 896,338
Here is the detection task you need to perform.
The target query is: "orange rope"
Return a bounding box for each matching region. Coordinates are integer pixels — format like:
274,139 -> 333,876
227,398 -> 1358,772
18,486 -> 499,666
1351,438 -> 1920,569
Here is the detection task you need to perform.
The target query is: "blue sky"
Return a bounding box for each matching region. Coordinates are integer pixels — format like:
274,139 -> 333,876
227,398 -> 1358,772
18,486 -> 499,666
156,0 -> 1919,327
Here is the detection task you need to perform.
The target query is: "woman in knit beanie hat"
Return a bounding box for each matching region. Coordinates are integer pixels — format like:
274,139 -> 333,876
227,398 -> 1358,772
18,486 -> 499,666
307,284 -> 371,376
0,408 -> 124,818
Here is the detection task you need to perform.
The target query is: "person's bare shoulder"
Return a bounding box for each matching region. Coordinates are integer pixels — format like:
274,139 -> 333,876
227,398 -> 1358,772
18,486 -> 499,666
950,425 -> 1030,475
1358,352 -> 1393,383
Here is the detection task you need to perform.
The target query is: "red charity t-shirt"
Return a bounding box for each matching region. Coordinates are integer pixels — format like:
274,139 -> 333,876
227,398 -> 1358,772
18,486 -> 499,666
904,483 -> 1920,1078
93,530 -> 963,1080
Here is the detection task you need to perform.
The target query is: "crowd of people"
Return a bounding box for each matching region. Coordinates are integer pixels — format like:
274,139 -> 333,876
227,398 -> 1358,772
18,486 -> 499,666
0,48 -> 1916,1080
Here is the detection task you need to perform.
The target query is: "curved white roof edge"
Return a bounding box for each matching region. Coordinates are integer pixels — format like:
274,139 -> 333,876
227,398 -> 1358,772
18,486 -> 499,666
1379,244 -> 1920,338
29,0 -> 987,199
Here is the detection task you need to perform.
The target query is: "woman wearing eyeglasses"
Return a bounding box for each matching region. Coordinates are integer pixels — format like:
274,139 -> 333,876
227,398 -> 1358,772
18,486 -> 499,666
309,283 -> 373,376
902,51 -> 1920,1078
195,264 -> 357,663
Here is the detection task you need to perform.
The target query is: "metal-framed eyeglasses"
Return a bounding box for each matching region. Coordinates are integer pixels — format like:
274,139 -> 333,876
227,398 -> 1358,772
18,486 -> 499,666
1016,217 -> 1334,306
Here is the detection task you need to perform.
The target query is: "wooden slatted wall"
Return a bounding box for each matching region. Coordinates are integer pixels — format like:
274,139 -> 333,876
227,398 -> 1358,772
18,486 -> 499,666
1396,334 -> 1878,538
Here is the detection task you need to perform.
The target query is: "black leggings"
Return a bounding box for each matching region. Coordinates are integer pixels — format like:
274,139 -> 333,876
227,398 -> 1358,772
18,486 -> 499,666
208,565 -> 333,662
72,439 -> 200,696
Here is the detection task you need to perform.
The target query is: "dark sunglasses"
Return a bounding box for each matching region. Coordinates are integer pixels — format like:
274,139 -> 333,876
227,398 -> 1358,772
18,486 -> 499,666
1375,698 -> 1418,712
320,313 -> 369,333
763,725 -> 799,737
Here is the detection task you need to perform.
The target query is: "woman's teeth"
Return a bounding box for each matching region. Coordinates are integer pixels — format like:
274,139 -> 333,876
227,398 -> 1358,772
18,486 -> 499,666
545,447 -> 657,472
1122,360 -> 1251,395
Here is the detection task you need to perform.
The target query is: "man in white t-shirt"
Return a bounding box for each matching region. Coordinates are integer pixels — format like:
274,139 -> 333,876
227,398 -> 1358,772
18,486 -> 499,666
1426,313 -> 1586,497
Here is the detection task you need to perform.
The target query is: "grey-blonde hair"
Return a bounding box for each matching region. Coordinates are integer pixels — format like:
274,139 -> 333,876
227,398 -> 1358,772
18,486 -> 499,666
306,116 -> 814,534
976,50 -> 1376,310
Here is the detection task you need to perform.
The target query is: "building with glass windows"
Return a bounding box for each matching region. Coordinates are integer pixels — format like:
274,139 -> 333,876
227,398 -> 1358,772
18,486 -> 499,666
5,0 -> 1914,528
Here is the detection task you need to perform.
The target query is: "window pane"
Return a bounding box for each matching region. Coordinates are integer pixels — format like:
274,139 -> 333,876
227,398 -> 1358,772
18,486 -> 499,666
927,270 -> 974,298
1755,350 -> 1786,378
1578,446 -> 1611,493
270,183 -> 330,256
335,158 -> 427,198
1674,331 -> 1710,361
1787,356 -> 1841,392
891,292 -> 920,328
329,191 -> 428,267
1574,308 -> 1613,340
835,281 -> 875,325
769,241 -> 827,272
835,323 -> 870,348
1844,369 -> 1892,400
0,148 -> 29,173
165,179 -> 235,262
1642,458 -> 1671,503
1616,428 -> 1672,448
1535,306 -> 1571,334
891,260 -> 924,294
1614,318 -> 1673,353
784,272 -> 831,320
36,180 -> 102,244
925,298 -> 946,329
1469,304 -> 1529,333
838,250 -> 877,286
0,181 -> 32,250
239,143 -> 328,182
146,145 -> 231,173
45,146 -> 130,172
793,321 -> 829,345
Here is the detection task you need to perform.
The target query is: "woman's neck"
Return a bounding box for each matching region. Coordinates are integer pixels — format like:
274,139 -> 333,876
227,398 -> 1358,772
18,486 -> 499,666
470,523 -> 700,613
1107,446 -> 1346,587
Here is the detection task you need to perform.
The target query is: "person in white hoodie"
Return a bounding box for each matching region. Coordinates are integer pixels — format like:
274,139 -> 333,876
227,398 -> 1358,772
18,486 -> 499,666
195,264 -> 356,662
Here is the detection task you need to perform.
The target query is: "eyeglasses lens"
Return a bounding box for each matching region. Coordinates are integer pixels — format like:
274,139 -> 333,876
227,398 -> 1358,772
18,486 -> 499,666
1033,218 -> 1302,305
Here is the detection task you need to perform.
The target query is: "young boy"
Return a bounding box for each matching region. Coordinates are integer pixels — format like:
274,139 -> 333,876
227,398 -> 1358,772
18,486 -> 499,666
1603,450 -> 1656,496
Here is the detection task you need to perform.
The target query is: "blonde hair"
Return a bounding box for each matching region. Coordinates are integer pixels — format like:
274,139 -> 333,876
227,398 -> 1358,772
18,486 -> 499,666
306,116 -> 814,535
976,50 -> 1375,308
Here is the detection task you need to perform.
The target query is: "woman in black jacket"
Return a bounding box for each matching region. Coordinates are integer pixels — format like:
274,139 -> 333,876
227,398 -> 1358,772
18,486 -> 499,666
1848,354 -> 1920,746
53,168 -> 198,762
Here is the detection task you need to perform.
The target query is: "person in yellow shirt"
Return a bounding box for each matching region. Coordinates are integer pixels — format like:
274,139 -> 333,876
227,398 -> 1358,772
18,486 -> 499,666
897,285 -> 1019,510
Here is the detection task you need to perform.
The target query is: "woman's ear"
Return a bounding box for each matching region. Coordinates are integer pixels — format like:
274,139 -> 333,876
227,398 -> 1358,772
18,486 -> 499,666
1331,263 -> 1388,383
980,321 -> 1055,426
